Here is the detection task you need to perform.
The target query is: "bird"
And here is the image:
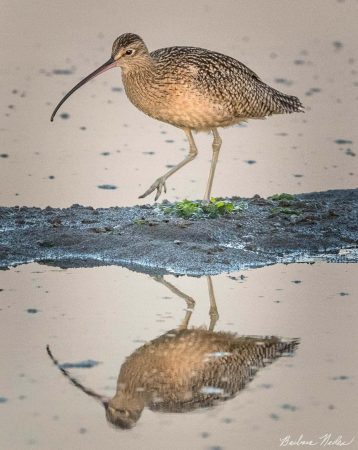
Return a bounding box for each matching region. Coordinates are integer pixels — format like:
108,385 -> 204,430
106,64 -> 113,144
47,332 -> 298,429
50,33 -> 303,202
46,276 -> 299,429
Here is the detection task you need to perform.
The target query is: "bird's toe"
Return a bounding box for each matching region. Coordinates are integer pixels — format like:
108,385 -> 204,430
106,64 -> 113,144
139,177 -> 167,201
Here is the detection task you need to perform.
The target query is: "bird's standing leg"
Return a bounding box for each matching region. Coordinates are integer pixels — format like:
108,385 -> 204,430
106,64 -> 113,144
207,276 -> 219,331
139,128 -> 198,201
203,128 -> 222,202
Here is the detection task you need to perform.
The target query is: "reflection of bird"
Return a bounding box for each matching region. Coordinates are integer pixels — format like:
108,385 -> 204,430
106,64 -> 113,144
106,330 -> 298,428
46,276 -> 299,429
51,33 -> 303,201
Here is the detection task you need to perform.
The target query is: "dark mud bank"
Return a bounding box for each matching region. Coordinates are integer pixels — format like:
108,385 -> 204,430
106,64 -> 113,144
0,189 -> 357,275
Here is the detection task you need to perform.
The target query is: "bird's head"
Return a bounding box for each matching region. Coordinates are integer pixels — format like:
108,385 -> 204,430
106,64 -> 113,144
105,392 -> 144,429
111,33 -> 149,70
50,33 -> 148,121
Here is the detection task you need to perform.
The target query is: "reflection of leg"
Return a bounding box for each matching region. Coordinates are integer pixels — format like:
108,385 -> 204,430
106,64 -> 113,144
207,276 -> 219,331
152,275 -> 195,330
178,309 -> 193,331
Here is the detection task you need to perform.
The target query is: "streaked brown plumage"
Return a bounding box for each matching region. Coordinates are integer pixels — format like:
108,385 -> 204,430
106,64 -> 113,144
51,33 -> 303,202
107,329 -> 298,427
46,331 -> 298,429
46,276 -> 299,429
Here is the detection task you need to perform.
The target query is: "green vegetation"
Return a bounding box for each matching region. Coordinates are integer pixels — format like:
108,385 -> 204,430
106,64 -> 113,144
133,218 -> 149,225
269,193 -> 300,216
161,198 -> 246,219
269,193 -> 296,202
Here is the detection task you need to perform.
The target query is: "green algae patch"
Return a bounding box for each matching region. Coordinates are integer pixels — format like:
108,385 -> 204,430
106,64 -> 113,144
161,198 -> 246,219
269,193 -> 296,202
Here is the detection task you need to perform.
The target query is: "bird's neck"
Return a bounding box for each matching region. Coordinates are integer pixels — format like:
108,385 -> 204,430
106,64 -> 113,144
121,55 -> 162,114
121,53 -> 155,76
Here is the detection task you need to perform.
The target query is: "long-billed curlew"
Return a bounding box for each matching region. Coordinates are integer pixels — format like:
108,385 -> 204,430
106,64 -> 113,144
51,33 -> 303,201
46,276 -> 299,429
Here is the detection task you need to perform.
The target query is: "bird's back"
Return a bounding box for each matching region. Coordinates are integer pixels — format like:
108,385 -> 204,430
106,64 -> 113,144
147,46 -> 303,128
118,329 -> 298,413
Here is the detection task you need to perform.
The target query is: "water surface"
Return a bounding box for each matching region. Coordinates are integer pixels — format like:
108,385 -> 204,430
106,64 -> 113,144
0,262 -> 356,449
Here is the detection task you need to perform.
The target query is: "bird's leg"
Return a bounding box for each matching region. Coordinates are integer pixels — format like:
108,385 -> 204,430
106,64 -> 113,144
151,275 -> 195,330
139,128 -> 198,201
203,128 -> 222,202
207,276 -> 219,331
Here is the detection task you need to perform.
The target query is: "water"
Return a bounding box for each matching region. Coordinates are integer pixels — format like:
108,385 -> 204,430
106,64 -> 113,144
1,262 -> 356,449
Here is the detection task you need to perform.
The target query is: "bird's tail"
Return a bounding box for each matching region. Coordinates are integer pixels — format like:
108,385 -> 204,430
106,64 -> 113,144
236,335 -> 300,361
260,84 -> 304,115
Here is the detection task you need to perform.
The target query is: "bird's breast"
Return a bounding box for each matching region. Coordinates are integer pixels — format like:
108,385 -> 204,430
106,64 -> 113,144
122,71 -> 236,130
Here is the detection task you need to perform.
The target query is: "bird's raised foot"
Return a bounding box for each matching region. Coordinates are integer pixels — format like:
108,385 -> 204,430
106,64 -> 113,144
139,176 -> 167,201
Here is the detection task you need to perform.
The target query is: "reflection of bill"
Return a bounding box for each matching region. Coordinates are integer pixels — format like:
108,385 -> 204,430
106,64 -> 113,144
279,434 -> 355,447
46,276 -> 299,429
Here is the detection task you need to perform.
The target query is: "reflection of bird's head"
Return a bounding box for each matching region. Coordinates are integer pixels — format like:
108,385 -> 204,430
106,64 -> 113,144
105,394 -> 144,429
105,404 -> 142,429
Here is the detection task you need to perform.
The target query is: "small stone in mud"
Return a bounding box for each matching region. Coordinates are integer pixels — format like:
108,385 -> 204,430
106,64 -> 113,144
52,69 -> 74,75
332,41 -> 343,50
60,359 -> 100,369
91,226 -> 114,233
345,149 -> 356,157
332,375 -> 350,380
37,240 -> 55,248
26,308 -> 39,314
334,139 -> 353,145
305,87 -> 322,96
280,403 -> 297,411
59,112 -> 70,119
274,78 -> 293,86
260,383 -> 272,389
97,184 -> 117,190
222,417 -> 233,424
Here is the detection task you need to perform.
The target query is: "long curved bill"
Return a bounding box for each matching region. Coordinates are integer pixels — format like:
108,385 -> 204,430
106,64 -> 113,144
50,56 -> 116,122
46,345 -> 110,407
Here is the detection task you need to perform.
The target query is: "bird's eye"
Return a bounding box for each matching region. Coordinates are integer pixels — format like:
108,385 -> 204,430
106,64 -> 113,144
125,49 -> 134,56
